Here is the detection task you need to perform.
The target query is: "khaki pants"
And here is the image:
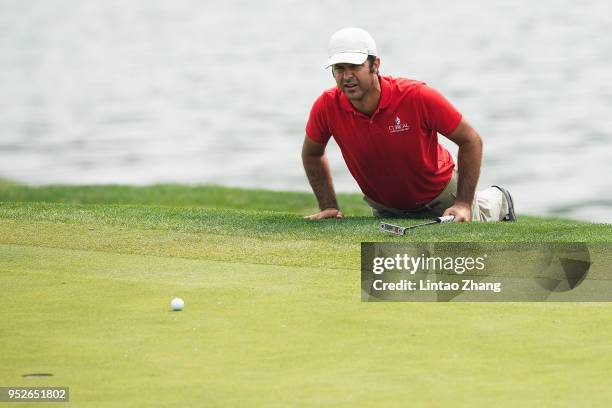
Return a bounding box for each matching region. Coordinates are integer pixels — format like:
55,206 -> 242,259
364,170 -> 508,222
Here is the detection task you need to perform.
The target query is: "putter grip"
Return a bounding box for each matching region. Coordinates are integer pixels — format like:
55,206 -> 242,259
437,215 -> 455,223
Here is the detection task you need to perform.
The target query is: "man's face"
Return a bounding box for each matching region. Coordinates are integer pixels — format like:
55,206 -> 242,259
332,59 -> 378,101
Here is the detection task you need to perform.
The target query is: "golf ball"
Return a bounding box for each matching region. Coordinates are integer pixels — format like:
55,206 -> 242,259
171,297 -> 184,311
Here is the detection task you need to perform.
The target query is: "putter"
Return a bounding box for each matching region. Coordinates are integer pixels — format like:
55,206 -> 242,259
379,215 -> 455,235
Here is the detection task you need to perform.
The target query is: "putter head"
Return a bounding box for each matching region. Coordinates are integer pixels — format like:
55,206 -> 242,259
379,222 -> 406,235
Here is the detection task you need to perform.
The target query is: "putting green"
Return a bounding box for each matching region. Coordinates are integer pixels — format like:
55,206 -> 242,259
1,187 -> 612,406
2,244 -> 612,407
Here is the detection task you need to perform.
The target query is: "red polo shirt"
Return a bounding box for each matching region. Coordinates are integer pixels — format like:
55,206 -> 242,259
306,75 -> 461,209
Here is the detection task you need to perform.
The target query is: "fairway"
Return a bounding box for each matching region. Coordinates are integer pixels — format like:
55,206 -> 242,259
1,184 -> 612,406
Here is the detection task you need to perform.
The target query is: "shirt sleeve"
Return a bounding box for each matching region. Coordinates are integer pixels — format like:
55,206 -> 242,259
419,85 -> 462,136
305,92 -> 332,144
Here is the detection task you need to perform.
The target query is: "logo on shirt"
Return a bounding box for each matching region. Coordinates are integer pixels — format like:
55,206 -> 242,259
389,116 -> 411,133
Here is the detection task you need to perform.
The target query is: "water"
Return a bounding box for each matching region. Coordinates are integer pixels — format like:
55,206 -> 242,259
1,0 -> 611,222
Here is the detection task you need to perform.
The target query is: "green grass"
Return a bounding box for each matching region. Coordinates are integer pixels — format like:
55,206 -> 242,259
1,182 -> 612,407
0,182 -> 370,214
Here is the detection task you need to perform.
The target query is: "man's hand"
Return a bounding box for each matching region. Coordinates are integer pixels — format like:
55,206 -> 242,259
444,119 -> 482,220
443,202 -> 471,223
304,208 -> 343,221
302,136 -> 341,214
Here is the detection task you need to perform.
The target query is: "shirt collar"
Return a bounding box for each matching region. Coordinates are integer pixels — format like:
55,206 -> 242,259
339,75 -> 392,114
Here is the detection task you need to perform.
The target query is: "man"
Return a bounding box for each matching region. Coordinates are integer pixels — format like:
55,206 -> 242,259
302,27 -> 516,222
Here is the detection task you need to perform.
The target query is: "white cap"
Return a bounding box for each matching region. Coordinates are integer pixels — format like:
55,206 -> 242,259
326,27 -> 377,68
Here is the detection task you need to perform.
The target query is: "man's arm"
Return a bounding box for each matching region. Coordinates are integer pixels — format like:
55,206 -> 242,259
442,118 -> 483,222
301,135 -> 343,220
